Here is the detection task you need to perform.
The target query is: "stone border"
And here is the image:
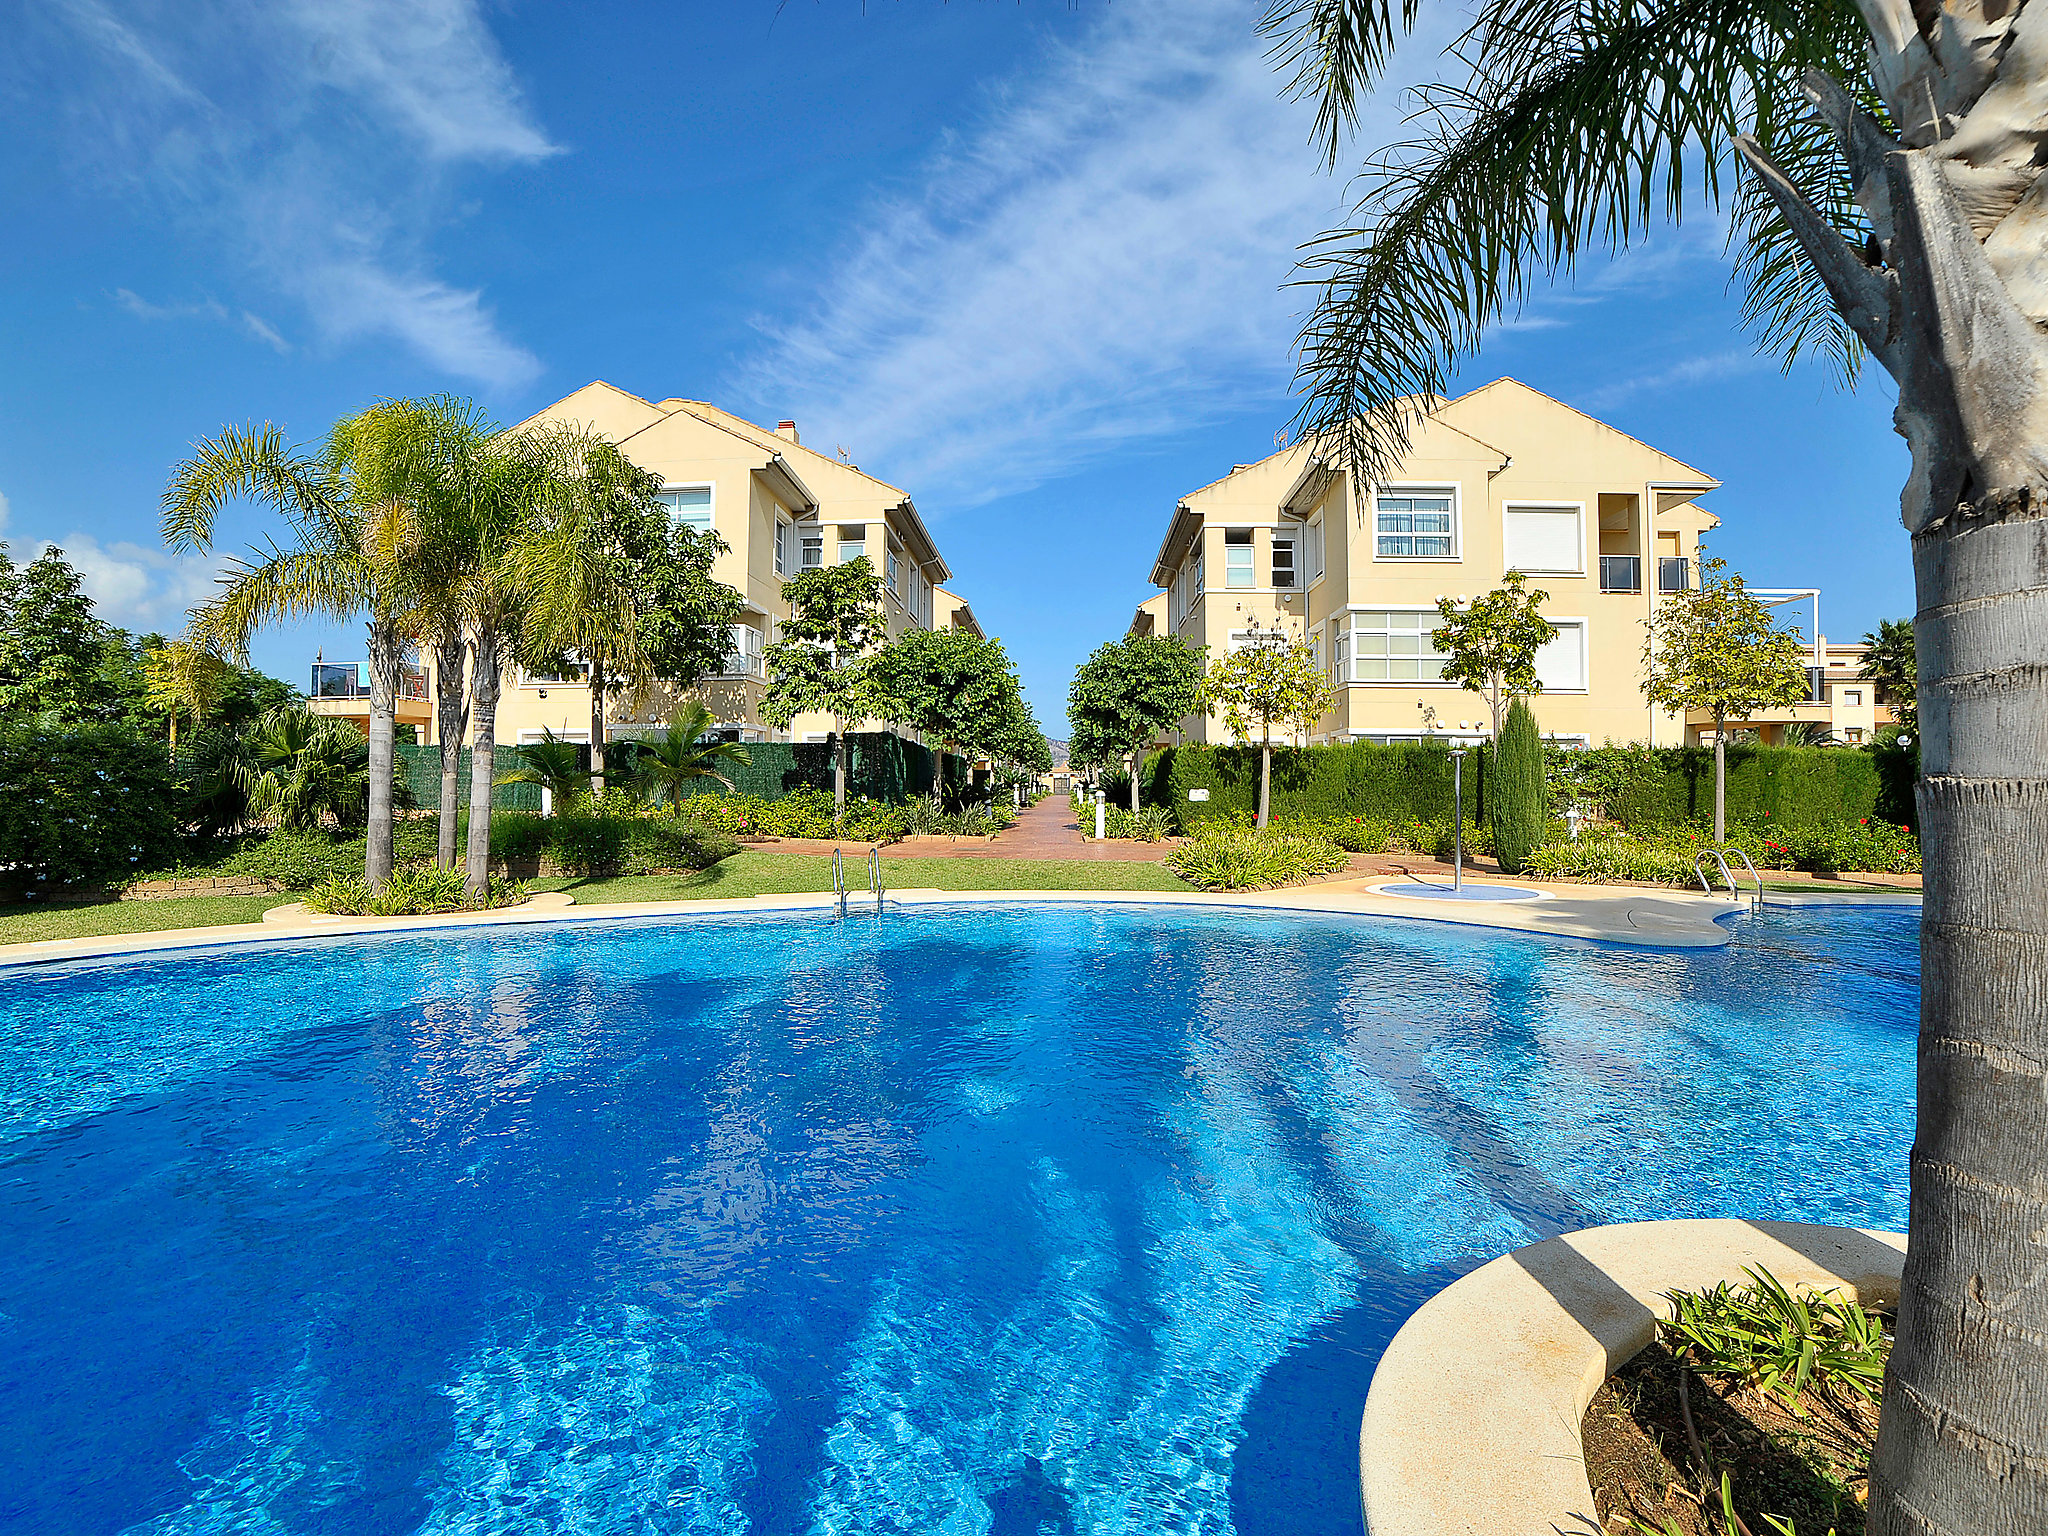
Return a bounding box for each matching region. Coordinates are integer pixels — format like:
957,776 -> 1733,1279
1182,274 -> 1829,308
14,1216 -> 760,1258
1358,1218 -> 1907,1536
0,880 -> 1760,970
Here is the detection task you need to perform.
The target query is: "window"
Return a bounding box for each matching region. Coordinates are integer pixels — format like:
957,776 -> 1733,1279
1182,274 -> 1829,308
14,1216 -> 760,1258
1347,610 -> 1451,682
1223,529 -> 1255,589
1306,517 -> 1325,585
1330,619 -> 1351,683
838,526 -> 866,564
518,728 -> 589,744
1192,551 -> 1204,595
1504,504 -> 1584,574
1272,534 -> 1296,590
520,660 -> 588,686
659,485 -> 713,532
1533,619 -> 1587,691
886,545 -> 901,594
718,624 -> 765,678
1375,490 -> 1455,558
774,519 -> 791,575
1844,689 -> 1862,706
800,526 -> 824,569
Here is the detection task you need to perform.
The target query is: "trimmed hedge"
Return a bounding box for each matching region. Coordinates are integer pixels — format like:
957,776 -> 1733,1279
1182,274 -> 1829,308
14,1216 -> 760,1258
1159,741 -> 1481,830
602,731 -> 968,806
1157,739 -> 1906,834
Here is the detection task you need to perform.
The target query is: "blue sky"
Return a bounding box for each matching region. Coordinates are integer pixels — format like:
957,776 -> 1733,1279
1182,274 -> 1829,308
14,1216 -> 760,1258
0,0 -> 1915,735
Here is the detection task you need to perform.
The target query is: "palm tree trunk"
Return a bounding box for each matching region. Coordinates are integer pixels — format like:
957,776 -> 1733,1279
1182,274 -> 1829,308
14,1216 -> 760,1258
1129,749 -> 1141,814
588,656 -> 606,793
1732,40 -> 2048,1521
1867,466 -> 2048,1533
464,626 -> 502,899
434,630 -> 467,869
363,621 -> 401,890
1712,708 -> 1727,844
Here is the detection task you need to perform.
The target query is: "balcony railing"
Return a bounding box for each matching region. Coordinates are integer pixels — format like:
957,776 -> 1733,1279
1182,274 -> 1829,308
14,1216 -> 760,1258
1657,556 -> 1691,594
1598,554 -> 1641,593
311,662 -> 429,701
712,652 -> 766,681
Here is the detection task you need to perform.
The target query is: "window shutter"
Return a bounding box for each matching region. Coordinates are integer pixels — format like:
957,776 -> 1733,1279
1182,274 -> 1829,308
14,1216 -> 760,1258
1503,506 -> 1582,572
1533,621 -> 1585,690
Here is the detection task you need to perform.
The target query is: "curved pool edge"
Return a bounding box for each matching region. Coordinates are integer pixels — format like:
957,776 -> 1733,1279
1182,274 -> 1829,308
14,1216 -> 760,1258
1359,1217 -> 1908,1536
0,879 -> 1789,971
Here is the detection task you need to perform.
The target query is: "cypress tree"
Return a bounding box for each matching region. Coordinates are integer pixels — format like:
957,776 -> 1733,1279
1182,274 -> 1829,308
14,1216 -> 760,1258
1489,696 -> 1545,875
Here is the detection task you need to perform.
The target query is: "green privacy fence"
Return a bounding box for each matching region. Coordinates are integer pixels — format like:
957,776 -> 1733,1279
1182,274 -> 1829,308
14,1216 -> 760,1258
399,733 -> 968,811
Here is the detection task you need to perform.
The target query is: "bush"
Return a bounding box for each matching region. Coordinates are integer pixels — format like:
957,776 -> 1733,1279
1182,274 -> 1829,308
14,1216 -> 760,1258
1490,700 -> 1545,875
1270,814 -> 1396,853
1524,830 -> 1703,886
306,867 -> 528,916
1524,818 -> 1921,885
139,822 -> 442,890
1162,740 -> 1468,830
1164,824 -> 1349,891
1759,818 -> 1920,874
0,719 -> 183,897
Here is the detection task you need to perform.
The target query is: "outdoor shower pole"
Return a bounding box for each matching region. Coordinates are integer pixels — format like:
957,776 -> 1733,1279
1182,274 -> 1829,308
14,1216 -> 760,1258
1450,749 -> 1466,892
1095,789 -> 1106,841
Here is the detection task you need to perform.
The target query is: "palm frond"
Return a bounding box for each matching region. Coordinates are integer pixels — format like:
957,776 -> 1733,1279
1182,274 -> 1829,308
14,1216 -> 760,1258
1259,0 -> 1424,167
1287,0 -> 1863,477
161,424 -> 340,552
186,542 -> 371,661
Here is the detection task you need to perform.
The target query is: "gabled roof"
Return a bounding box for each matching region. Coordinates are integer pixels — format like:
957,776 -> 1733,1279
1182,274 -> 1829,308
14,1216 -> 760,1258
1439,377 -> 1719,489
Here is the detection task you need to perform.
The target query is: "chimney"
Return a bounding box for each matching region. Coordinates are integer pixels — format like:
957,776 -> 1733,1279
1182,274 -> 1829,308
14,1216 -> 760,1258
776,419 -> 799,445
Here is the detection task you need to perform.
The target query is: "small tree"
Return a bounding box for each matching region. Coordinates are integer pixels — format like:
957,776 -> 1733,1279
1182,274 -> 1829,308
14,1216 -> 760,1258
1198,631 -> 1331,830
493,728 -> 591,814
1489,696 -> 1545,875
141,641 -> 232,761
760,558 -> 888,827
1433,572 -> 1555,740
1067,634 -> 1204,812
872,626 -> 1022,808
1860,617 -> 1917,736
0,544 -> 117,721
1642,555 -> 1811,841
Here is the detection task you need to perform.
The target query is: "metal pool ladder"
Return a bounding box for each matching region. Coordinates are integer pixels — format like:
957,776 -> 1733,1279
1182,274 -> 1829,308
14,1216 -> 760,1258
1694,848 -> 1765,910
832,848 -> 848,918
867,847 -> 885,914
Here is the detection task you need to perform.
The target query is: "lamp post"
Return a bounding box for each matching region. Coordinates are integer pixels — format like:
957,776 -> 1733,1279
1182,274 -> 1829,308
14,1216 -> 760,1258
1094,787 -> 1106,841
1449,748 -> 1467,892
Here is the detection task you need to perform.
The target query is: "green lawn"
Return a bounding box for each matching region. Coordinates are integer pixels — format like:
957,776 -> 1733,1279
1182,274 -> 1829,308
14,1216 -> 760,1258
0,894 -> 281,947
535,853 -> 1191,903
0,852 -> 1191,949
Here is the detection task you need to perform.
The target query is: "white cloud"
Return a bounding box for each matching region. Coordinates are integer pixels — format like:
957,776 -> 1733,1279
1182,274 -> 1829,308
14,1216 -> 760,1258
36,0 -> 552,388
1581,348 -> 1770,412
0,488 -> 11,537
113,287 -> 291,353
740,0 -> 1461,508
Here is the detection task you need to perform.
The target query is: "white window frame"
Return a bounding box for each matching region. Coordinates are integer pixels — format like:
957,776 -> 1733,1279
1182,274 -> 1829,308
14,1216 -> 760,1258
1502,500 -> 1588,577
837,525 -> 867,565
1271,532 -> 1297,591
517,727 -> 589,744
774,518 -> 791,576
519,658 -> 588,688
800,525 -> 825,569
886,543 -> 902,596
1222,528 -> 1255,590
1192,550 -> 1205,596
659,482 -> 716,533
1843,688 -> 1862,706
1372,483 -> 1461,562
1305,516 -> 1325,587
1533,616 -> 1590,694
1339,606 -> 1456,686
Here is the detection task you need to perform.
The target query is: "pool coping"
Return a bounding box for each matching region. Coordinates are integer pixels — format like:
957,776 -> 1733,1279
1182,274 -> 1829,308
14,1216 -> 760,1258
0,878 -> 1917,970
1359,1217 -> 1908,1536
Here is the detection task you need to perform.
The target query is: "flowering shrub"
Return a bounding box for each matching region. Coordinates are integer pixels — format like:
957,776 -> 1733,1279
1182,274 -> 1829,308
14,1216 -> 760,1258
1526,817 -> 1920,885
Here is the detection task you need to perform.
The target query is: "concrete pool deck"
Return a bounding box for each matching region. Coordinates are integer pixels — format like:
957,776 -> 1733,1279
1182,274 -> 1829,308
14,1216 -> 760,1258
0,875 -> 1917,970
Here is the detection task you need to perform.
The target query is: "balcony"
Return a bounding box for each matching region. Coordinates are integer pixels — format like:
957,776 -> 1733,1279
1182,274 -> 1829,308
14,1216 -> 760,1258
711,652 -> 767,681
1598,555 -> 1640,593
1657,556 -> 1691,594
311,662 -> 428,701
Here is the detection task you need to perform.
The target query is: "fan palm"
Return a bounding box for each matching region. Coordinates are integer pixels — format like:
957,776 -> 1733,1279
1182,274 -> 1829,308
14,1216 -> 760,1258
232,707 -> 372,831
1860,616 -> 1918,733
1265,1 -> 2047,1522
626,703 -> 754,813
493,728 -> 591,812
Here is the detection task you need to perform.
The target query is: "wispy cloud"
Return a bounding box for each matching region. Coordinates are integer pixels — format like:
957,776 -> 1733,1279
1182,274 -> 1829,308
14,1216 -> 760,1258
47,533 -> 228,633
1580,347 -> 1770,412
113,288 -> 290,353
22,0 -> 553,387
740,1 -> 1460,509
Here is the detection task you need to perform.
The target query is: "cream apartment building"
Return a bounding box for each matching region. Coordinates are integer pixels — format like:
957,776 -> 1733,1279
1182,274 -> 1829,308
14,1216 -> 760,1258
1142,378 -> 1733,748
309,381 -> 980,749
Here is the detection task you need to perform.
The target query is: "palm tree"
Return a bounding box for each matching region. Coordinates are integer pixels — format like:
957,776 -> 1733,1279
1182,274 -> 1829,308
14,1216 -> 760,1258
1860,617 -> 1918,735
140,640 -> 230,761
1264,2 -> 2047,1520
233,706 -> 373,831
493,728 -> 590,813
626,703 -> 753,813
1784,720 -> 1841,747
163,422 -> 411,888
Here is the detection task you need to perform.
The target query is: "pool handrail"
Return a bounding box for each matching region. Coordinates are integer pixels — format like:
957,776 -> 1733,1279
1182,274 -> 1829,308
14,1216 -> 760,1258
1693,848 -> 1764,910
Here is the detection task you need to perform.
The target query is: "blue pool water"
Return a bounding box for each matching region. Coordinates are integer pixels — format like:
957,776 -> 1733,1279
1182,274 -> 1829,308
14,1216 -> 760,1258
0,903 -> 1917,1536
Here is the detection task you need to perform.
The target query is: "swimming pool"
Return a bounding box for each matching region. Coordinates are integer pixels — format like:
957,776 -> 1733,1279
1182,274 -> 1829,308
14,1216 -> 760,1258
0,903 -> 1917,1536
